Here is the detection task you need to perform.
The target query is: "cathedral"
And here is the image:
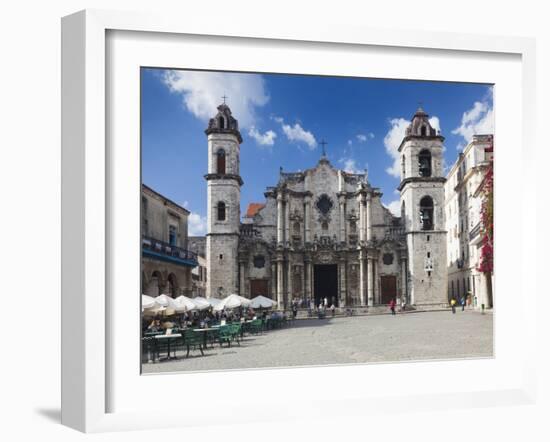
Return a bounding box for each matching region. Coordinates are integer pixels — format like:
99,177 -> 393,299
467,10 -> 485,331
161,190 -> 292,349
205,103 -> 447,310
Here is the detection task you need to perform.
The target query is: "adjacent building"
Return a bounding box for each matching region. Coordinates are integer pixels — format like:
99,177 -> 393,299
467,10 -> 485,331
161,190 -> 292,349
189,236 -> 207,297
141,184 -> 198,297
204,103 -> 448,310
445,134 -> 494,309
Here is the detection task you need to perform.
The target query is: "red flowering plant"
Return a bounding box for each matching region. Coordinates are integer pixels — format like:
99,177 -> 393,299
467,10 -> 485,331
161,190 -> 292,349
477,152 -> 494,274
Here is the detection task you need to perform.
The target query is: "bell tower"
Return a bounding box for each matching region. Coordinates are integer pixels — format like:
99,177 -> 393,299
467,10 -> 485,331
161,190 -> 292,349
399,107 -> 447,307
205,102 -> 243,298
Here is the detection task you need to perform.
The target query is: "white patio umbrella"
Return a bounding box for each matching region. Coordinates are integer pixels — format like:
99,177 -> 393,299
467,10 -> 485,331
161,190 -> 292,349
250,295 -> 276,309
214,294 -> 251,311
192,296 -> 212,311
142,294 -> 157,310
206,297 -> 222,308
174,295 -> 198,313
154,294 -> 178,315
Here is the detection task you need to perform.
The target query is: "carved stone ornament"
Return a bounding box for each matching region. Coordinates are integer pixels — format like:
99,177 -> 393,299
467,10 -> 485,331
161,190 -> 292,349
253,255 -> 266,268
315,194 -> 334,216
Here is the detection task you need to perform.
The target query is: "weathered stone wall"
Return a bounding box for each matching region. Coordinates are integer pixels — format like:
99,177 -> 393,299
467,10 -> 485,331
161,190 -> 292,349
406,232 -> 447,306
206,233 -> 239,297
141,257 -> 193,296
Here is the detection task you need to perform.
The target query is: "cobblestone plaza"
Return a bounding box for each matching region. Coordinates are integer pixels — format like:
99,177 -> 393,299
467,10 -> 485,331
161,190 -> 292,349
142,310 -> 493,374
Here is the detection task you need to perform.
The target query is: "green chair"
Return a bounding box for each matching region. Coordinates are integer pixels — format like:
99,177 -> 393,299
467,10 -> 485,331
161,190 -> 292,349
250,319 -> 262,335
183,329 -> 204,357
230,323 -> 241,346
218,325 -> 233,347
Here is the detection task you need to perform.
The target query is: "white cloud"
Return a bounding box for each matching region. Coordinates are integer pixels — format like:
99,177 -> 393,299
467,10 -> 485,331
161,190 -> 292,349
384,199 -> 401,217
356,133 -> 374,143
452,94 -> 494,147
248,126 -> 277,146
383,117 -> 410,178
274,117 -> 317,149
347,139 -> 353,146
188,212 -> 207,236
428,116 -> 441,134
338,158 -> 362,174
162,70 -> 269,129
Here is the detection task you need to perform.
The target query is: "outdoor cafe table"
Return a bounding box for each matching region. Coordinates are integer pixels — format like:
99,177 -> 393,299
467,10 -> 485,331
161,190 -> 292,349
154,333 -> 182,361
193,326 -> 220,348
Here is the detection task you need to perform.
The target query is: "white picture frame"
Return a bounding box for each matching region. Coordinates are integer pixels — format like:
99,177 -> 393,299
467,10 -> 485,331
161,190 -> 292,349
61,9 -> 537,433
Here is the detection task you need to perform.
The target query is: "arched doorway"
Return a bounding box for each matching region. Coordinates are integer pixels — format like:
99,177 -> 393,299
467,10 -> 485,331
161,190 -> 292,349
167,273 -> 178,297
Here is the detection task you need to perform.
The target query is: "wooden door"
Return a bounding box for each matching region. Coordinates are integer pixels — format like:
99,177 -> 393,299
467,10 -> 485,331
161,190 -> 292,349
380,275 -> 397,304
250,279 -> 269,297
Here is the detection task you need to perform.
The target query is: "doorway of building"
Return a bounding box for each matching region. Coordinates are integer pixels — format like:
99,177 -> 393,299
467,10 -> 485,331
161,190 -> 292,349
380,275 -> 397,304
313,264 -> 338,307
250,279 -> 269,298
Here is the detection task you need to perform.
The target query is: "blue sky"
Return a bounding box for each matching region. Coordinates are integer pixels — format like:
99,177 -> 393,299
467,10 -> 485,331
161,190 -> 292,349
141,68 -> 493,235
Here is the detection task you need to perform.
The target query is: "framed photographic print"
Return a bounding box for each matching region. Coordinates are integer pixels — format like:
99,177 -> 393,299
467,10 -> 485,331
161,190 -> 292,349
61,9 -> 537,433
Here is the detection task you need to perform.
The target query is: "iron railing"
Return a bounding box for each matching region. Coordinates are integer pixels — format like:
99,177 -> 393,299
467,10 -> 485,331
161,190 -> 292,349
142,236 -> 198,263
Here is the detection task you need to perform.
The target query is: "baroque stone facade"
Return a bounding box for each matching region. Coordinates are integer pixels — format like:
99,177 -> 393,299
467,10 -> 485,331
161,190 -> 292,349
141,184 -> 198,297
205,104 -> 448,309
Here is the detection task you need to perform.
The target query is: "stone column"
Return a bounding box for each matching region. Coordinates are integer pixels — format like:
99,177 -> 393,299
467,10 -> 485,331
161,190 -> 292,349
401,257 -> 407,301
338,194 -> 346,243
366,194 -> 372,242
304,258 -> 312,302
358,194 -> 366,243
367,257 -> 374,306
359,251 -> 366,305
285,196 -> 290,246
239,260 -> 246,297
339,257 -> 347,307
304,196 -> 311,243
287,257 -> 293,307
277,192 -> 284,244
300,262 -> 306,303
271,261 -> 277,299
277,258 -> 284,309
373,258 -> 379,305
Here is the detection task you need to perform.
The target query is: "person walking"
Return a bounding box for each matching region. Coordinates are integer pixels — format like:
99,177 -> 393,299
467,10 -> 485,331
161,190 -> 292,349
400,296 -> 406,313
460,295 -> 466,311
389,298 -> 396,315
450,297 -> 457,314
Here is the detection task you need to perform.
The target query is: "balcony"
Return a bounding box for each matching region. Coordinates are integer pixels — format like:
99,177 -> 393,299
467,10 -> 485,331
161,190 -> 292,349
240,224 -> 261,238
469,222 -> 482,244
385,226 -> 406,240
142,236 -> 198,267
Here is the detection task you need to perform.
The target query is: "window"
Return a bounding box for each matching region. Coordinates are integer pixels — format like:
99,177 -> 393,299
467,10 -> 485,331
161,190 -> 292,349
419,196 -> 434,230
218,116 -> 225,129
427,235 -> 430,242
401,155 -> 406,177
418,150 -> 432,177
427,252 -> 431,258
216,148 -> 226,174
217,202 -> 226,221
168,225 -> 177,246
316,194 -> 333,215
420,125 -> 427,136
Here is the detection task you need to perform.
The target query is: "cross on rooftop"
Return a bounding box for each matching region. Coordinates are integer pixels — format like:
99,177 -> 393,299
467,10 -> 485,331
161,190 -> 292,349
320,139 -> 328,156
222,94 -> 228,104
